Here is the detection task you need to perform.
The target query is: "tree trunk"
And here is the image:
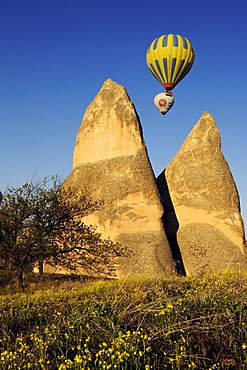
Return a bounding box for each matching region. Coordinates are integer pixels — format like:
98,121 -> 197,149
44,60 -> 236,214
38,259 -> 44,274
16,268 -> 24,291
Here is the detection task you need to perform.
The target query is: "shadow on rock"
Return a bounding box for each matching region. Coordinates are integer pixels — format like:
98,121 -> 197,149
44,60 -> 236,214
156,170 -> 186,276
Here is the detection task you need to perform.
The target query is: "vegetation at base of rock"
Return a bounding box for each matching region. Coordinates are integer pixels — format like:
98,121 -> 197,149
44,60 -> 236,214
0,176 -> 123,290
0,272 -> 247,369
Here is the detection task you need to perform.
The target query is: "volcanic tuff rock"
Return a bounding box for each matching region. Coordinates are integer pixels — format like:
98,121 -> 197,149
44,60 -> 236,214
162,112 -> 247,275
65,79 -> 176,277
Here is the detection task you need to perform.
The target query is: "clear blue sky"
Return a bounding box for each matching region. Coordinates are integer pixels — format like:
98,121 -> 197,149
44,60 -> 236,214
1,0 -> 247,229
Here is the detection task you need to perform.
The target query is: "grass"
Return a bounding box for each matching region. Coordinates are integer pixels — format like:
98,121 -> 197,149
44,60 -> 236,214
0,271 -> 246,369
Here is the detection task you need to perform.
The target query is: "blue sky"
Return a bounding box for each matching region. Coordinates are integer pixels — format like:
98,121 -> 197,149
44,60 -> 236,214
1,0 -> 247,229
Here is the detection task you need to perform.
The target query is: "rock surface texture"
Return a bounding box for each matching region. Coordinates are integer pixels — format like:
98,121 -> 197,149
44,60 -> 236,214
163,112 -> 247,275
65,79 -> 176,277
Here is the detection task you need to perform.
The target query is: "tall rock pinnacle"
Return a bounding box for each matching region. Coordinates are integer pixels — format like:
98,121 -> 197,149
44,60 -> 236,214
65,79 -> 176,277
161,112 -> 247,275
73,79 -> 144,168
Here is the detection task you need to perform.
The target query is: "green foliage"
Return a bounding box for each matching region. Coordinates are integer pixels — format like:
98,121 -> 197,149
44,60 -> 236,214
0,272 -> 246,369
0,176 -> 123,290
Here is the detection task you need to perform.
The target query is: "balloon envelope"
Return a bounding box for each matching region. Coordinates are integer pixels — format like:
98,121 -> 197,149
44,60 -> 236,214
154,92 -> 174,115
146,34 -> 195,91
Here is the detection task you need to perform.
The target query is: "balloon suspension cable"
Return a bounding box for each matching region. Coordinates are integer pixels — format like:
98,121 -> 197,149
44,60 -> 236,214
165,90 -> 173,97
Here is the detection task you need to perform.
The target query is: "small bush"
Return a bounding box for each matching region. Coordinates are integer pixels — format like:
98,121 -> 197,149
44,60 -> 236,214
0,270 -> 15,288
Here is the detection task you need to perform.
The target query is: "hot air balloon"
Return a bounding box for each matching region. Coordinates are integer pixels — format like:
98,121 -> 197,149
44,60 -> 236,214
146,34 -> 195,116
154,92 -> 174,116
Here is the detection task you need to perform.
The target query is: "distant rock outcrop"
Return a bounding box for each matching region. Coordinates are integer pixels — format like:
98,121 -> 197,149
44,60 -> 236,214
161,112 -> 247,275
65,79 -> 176,277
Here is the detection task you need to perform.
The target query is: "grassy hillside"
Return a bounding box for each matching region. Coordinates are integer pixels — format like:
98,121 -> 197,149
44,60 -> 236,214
0,272 -> 246,369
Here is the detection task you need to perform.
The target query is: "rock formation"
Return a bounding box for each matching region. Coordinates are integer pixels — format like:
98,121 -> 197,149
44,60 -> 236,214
65,79 -> 176,277
64,79 -> 247,278
160,112 -> 247,275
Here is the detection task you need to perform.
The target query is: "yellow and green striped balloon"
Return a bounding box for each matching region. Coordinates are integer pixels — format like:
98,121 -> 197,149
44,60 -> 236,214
146,34 -> 195,91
